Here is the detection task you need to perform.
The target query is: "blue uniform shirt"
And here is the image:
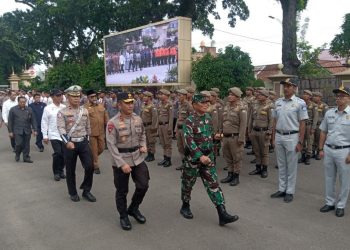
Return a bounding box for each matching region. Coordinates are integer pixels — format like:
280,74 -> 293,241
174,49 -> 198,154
273,95 -> 308,131
319,105 -> 350,146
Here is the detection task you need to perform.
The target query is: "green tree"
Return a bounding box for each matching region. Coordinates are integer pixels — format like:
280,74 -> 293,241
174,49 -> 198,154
192,45 -> 257,97
279,0 -> 308,75
330,13 -> 350,62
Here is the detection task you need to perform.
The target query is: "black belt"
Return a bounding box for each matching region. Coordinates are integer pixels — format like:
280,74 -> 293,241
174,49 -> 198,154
159,122 -> 169,125
223,133 -> 239,137
117,146 -> 140,153
143,122 -> 152,126
276,130 -> 299,135
177,125 -> 183,129
326,144 -> 350,150
253,127 -> 268,132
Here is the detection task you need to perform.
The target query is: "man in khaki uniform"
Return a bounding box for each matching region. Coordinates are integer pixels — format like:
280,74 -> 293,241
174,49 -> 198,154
185,86 -> 195,103
85,90 -> 109,174
211,87 -> 225,107
157,89 -> 173,167
220,87 -> 247,186
299,90 -> 319,165
243,87 -> 255,150
247,89 -> 273,178
57,85 -> 96,202
141,91 -> 158,162
106,92 -> 149,231
312,91 -> 328,160
210,90 -> 224,157
268,90 -> 278,153
175,89 -> 193,170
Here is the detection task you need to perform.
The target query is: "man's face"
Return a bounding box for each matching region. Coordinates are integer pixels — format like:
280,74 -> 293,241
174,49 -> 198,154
52,94 -> 63,103
119,101 -> 134,115
302,93 -> 311,102
88,94 -> 98,105
246,90 -> 252,96
178,93 -> 186,102
34,95 -> 41,103
256,93 -> 267,102
313,96 -> 321,103
283,84 -> 296,97
111,93 -> 116,99
335,94 -> 350,107
18,98 -> 26,108
68,95 -> 80,106
10,92 -> 17,101
228,92 -> 238,102
193,100 -> 210,114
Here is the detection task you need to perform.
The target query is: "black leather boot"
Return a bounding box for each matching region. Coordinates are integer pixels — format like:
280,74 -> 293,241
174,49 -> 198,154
260,165 -> 268,178
220,172 -> 234,183
298,153 -> 305,163
315,151 -> 321,160
180,202 -> 193,219
158,156 -> 167,166
145,153 -> 155,162
163,157 -> 172,167
311,150 -> 316,159
127,206 -> 146,224
216,204 -> 239,226
229,173 -> 240,186
120,216 -> 132,230
305,155 -> 311,165
249,165 -> 261,175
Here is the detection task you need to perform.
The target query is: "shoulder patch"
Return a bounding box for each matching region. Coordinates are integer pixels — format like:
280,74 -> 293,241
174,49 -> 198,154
107,122 -> 115,134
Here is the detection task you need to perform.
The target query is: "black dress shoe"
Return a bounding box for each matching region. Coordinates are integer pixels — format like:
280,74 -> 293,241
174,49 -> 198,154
128,208 -> 146,224
39,147 -> 44,152
284,194 -> 293,203
70,194 -> 80,202
335,208 -> 345,217
180,202 -> 193,219
15,155 -> 20,162
120,216 -> 132,230
270,191 -> 286,198
54,174 -> 60,181
94,168 -> 101,174
82,191 -> 96,202
23,159 -> 33,163
320,205 -> 335,213
59,173 -> 66,179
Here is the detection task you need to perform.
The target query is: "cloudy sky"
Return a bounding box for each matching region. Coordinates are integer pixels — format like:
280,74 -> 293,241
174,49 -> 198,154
1,0 -> 349,66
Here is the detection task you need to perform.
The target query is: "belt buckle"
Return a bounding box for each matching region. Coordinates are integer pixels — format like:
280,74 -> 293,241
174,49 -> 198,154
331,145 -> 336,149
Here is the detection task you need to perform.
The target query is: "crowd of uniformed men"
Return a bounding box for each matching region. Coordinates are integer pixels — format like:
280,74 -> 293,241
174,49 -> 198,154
0,79 -> 349,231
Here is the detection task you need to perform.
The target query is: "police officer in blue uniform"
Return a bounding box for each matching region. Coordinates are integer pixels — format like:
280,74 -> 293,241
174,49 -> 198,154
319,84 -> 350,217
270,78 -> 308,203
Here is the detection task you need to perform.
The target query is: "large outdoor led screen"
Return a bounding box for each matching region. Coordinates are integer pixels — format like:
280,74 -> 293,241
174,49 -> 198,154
103,17 -> 192,86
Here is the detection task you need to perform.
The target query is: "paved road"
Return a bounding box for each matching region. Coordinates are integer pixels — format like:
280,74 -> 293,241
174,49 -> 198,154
0,126 -> 349,250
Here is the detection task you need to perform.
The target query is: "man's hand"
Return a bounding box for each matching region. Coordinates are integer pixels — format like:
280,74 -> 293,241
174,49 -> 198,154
295,142 -> 302,152
139,146 -> 147,153
346,154 -> 350,164
121,164 -> 132,174
9,132 -> 14,138
43,138 -> 49,145
33,131 -> 37,136
214,133 -> 221,140
199,155 -> 211,165
66,142 -> 75,150
319,150 -> 324,159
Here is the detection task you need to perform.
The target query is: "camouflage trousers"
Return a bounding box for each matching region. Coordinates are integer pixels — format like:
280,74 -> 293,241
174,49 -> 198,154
181,163 -> 225,206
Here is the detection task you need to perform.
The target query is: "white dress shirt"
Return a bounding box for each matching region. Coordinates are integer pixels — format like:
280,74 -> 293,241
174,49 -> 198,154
2,99 -> 18,124
41,103 -> 66,140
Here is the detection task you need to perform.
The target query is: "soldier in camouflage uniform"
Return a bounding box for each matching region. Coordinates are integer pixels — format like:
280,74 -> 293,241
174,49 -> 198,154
180,93 -> 239,226
141,91 -> 158,162
57,85 -> 96,203
299,90 -> 319,165
175,89 -> 193,170
247,89 -> 273,178
312,91 -> 329,160
220,87 -> 247,186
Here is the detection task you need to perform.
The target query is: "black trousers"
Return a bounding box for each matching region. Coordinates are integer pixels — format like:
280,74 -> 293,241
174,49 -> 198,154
113,161 -> 150,218
14,133 -> 31,159
35,126 -> 44,149
62,140 -> 94,196
10,137 -> 16,150
50,140 -> 65,175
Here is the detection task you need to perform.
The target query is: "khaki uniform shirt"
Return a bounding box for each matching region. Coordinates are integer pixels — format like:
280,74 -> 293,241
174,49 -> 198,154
215,101 -> 224,133
176,100 -> 193,128
57,105 -> 91,142
222,101 -> 247,143
208,104 -> 219,133
306,101 -> 319,129
141,103 -> 158,130
106,113 -> 146,168
158,100 -> 173,130
84,103 -> 109,137
248,101 -> 273,133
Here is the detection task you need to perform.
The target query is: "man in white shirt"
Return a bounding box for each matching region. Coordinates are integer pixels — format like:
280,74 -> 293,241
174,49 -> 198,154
2,91 -> 18,151
41,89 -> 66,181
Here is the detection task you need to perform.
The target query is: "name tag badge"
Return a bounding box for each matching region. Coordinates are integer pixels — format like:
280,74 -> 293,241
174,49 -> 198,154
260,111 -> 267,115
318,109 -> 323,112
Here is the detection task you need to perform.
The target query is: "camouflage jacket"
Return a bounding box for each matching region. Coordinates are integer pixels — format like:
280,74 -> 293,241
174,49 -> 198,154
183,112 -> 214,163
